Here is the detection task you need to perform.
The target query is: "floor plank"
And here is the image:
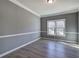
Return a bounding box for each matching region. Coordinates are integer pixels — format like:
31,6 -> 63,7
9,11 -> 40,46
2,39 -> 79,58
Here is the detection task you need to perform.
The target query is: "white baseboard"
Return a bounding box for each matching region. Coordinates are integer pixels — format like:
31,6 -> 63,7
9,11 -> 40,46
0,38 -> 40,58
60,42 -> 79,49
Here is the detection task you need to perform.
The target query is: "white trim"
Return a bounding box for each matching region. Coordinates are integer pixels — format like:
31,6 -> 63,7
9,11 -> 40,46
41,8 -> 79,17
41,31 -> 79,34
0,38 -> 40,57
8,0 -> 79,18
65,32 -> 78,34
60,42 -> 79,49
0,31 -> 78,39
9,0 -> 40,17
41,37 -> 52,39
47,19 -> 65,21
41,37 -> 56,40
0,31 -> 40,38
41,37 -> 52,40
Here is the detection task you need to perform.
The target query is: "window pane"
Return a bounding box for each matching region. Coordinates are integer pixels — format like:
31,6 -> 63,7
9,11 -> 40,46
48,21 -> 55,28
56,28 -> 65,36
47,21 -> 55,35
48,28 -> 54,35
56,20 -> 65,28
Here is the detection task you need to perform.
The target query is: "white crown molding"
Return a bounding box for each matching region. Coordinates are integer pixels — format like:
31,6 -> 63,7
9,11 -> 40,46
9,0 -> 79,18
9,0 -> 40,17
0,38 -> 40,57
0,31 -> 40,38
41,7 -> 79,17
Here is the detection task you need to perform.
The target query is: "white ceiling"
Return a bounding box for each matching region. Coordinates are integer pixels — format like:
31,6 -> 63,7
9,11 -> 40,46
16,0 -> 79,17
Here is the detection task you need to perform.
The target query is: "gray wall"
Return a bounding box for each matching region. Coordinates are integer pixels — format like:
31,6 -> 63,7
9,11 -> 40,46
41,13 -> 78,42
0,0 -> 40,54
77,12 -> 79,43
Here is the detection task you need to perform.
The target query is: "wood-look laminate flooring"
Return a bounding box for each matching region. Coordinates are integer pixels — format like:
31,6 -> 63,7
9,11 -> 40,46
3,39 -> 79,58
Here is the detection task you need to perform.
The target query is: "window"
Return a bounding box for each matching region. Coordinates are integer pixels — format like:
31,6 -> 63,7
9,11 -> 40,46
47,19 -> 65,36
47,21 -> 55,35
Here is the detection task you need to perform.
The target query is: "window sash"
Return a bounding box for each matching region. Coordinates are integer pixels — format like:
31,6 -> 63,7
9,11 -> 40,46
47,19 -> 65,36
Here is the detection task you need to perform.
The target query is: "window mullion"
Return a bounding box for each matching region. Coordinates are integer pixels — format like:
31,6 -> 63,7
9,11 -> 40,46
54,21 -> 57,36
